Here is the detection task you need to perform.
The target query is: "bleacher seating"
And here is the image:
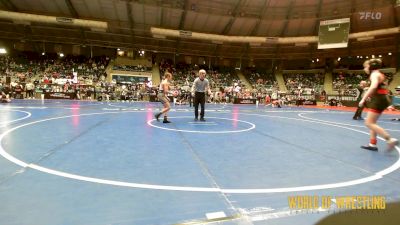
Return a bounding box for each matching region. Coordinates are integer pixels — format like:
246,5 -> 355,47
243,68 -> 278,90
283,72 -> 325,93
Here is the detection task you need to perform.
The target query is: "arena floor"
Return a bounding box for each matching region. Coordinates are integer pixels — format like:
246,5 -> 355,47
0,100 -> 399,225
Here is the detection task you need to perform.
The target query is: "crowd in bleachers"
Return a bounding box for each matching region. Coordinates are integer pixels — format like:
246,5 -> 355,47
1,53 -> 109,79
0,53 -> 338,105
1,52 -> 398,105
333,71 -> 394,90
333,72 -> 367,90
283,73 -> 325,94
0,55 -> 40,81
243,68 -> 278,91
0,53 -> 110,100
332,71 -> 395,97
41,55 -> 109,82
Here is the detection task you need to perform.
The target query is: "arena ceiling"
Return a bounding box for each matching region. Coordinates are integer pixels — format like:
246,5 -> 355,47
0,0 -> 399,59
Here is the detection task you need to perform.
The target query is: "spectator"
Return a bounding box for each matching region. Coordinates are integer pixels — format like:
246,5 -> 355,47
25,80 -> 35,99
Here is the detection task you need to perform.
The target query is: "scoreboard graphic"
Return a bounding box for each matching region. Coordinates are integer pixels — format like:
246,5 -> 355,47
318,18 -> 351,49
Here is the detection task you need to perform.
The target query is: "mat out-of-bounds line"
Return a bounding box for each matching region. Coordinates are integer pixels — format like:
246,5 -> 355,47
294,109 -> 400,125
297,112 -> 400,132
0,109 -> 31,127
0,110 -> 399,193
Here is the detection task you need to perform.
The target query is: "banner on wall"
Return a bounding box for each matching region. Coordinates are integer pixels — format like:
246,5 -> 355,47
233,98 -> 257,104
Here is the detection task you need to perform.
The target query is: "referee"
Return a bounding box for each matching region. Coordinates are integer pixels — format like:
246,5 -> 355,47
191,69 -> 211,121
353,80 -> 367,120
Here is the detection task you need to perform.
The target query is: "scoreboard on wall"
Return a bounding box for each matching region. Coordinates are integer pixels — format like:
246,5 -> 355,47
318,18 -> 350,49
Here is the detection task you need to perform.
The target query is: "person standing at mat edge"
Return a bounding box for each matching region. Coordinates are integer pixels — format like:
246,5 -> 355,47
359,59 -> 398,151
155,72 -> 172,123
192,69 -> 211,121
353,80 -> 368,120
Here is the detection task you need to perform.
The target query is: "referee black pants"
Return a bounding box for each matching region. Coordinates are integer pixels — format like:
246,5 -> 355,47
353,106 -> 364,118
194,92 -> 205,119
353,98 -> 364,119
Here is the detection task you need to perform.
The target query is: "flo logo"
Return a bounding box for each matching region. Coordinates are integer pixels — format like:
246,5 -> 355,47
359,12 -> 382,20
